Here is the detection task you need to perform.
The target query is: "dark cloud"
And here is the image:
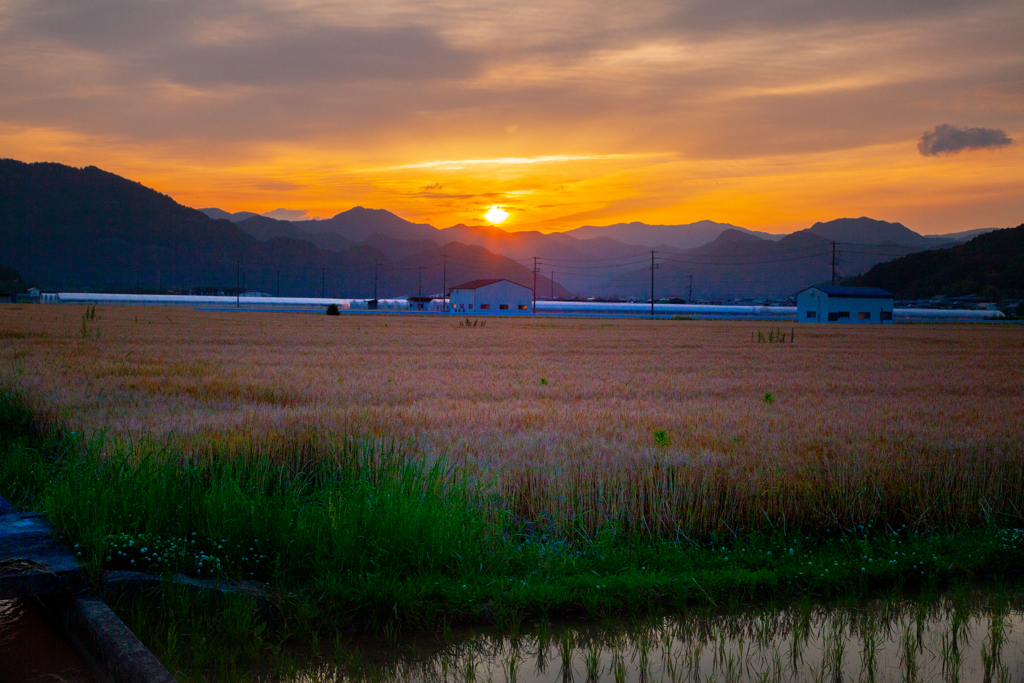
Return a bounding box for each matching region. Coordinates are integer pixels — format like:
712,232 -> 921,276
917,124 -> 1013,156
0,0 -> 1021,163
12,0 -> 204,52
159,25 -> 478,87
3,0 -> 480,87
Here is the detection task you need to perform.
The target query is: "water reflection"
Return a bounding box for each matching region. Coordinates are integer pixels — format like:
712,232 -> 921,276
0,598 -> 102,683
275,593 -> 1024,683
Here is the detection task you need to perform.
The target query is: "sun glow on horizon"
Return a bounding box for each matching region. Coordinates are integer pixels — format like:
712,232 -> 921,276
484,205 -> 510,224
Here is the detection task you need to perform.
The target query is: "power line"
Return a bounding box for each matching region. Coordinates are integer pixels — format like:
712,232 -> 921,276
658,251 -> 833,266
537,252 -> 661,265
532,258 -> 651,271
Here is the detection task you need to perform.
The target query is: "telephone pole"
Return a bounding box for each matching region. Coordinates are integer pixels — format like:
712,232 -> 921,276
533,256 -> 538,314
321,268 -> 325,298
441,254 -> 449,311
831,241 -> 837,286
374,262 -> 381,301
550,271 -> 554,300
688,274 -> 693,303
236,260 -> 240,308
276,269 -> 280,298
650,250 -> 656,319
418,265 -> 424,298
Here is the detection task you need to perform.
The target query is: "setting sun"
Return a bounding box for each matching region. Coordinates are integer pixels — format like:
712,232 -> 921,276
484,205 -> 510,224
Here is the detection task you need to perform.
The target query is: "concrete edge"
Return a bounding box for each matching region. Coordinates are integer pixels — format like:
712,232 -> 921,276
45,594 -> 178,683
0,493 -> 17,516
102,570 -> 273,615
0,495 -> 177,683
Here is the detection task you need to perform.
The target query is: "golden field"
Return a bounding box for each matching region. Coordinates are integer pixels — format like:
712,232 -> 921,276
2,304 -> 1023,537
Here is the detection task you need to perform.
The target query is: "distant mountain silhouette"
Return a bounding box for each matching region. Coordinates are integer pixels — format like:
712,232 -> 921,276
199,208 -> 259,222
602,226 -> 930,300
10,159 -> 1004,302
437,223 -> 656,263
237,215 -> 356,252
0,160 -> 546,298
687,228 -> 773,254
565,220 -> 782,249
923,227 -> 998,242
797,217 -> 957,247
291,206 -> 439,243
849,225 -> 1024,300
230,211 -> 655,266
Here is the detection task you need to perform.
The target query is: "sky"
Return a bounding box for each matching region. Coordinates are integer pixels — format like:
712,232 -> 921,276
1,0 -> 1022,234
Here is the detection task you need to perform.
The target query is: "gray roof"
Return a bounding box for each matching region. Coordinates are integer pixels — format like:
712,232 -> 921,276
449,278 -> 530,291
803,286 -> 894,299
449,278 -> 505,290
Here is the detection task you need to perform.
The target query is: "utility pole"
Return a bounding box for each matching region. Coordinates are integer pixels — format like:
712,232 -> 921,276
374,262 -> 381,301
276,269 -> 280,298
236,259 -> 240,308
533,256 -> 538,314
321,268 -> 325,298
550,271 -> 554,300
650,250 -> 657,319
831,241 -> 837,286
418,265 -> 424,298
688,274 -> 693,303
441,254 -> 449,312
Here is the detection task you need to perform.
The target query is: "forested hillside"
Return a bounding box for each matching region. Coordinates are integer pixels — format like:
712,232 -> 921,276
849,224 -> 1024,300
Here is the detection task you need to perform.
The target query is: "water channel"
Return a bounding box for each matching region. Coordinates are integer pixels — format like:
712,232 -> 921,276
0,598 -> 101,683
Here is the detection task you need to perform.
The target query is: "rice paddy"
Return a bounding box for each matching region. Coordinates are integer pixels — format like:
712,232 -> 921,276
118,586 -> 1024,683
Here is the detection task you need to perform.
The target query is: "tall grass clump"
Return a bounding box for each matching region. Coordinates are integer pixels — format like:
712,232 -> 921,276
0,390 -> 495,628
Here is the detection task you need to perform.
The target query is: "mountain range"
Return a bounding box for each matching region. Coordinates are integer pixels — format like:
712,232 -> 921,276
0,158 -> 1006,300
0,160 -> 562,298
210,207 -> 990,299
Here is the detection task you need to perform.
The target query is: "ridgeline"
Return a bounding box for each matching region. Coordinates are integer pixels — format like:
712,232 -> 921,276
848,224 -> 1024,300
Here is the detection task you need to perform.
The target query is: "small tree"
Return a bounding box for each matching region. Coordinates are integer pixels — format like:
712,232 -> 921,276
326,303 -> 340,316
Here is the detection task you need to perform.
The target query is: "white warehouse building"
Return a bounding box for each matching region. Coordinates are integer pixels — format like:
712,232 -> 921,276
449,279 -> 533,313
797,286 -> 894,323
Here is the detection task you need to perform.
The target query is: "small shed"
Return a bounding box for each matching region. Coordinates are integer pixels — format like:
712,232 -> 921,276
449,279 -> 532,313
407,296 -> 435,311
15,287 -> 41,303
797,286 -> 894,323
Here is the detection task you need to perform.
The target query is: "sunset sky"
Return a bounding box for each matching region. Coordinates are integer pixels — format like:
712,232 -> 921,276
1,0 -> 1021,234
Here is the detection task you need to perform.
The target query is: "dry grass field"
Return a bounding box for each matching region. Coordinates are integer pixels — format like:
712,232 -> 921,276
2,304 -> 1023,538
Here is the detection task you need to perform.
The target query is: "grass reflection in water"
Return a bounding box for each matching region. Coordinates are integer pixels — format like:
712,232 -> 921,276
151,589 -> 1023,683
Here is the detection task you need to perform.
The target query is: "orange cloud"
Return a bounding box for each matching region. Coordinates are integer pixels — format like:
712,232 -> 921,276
1,0 -> 1022,235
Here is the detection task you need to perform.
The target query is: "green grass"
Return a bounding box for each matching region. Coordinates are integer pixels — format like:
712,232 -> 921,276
3,388 -> 1024,643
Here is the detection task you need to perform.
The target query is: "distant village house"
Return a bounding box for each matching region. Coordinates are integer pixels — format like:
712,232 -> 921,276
15,287 -> 41,303
448,279 -> 532,313
797,286 -> 894,323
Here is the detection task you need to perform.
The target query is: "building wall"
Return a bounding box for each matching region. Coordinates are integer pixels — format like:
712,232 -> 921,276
797,288 -> 893,323
450,281 -> 533,313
